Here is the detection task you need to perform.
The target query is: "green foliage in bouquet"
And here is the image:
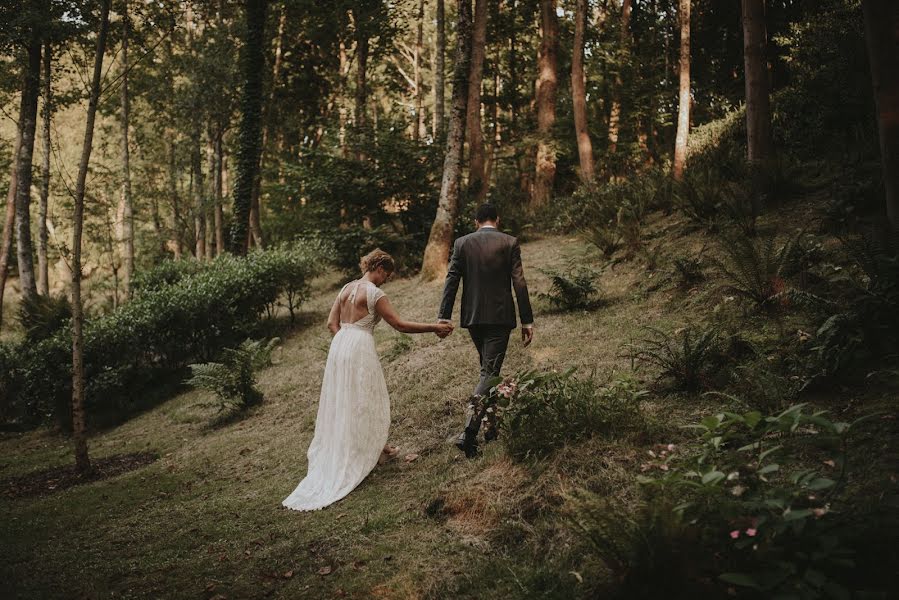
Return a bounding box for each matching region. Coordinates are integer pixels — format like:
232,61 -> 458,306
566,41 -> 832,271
186,338 -> 279,415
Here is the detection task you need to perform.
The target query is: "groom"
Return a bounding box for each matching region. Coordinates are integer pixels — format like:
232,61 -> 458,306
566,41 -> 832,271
438,203 -> 534,457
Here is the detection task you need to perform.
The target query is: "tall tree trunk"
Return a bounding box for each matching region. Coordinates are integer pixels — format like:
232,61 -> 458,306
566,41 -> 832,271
231,0 -> 268,255
119,5 -> 134,295
672,0 -> 691,181
191,127 -> 205,260
741,0 -> 774,163
420,0 -> 472,282
72,0 -> 111,474
353,8 -> 369,131
607,0 -> 632,156
434,0 -> 446,137
250,4 -> 285,251
0,126 -> 21,331
531,0 -> 559,209
38,41 -> 51,296
413,0 -> 425,141
862,0 -> 899,233
168,140 -> 182,259
572,0 -> 595,183
467,0 -> 488,199
482,35 -> 501,203
205,133 -> 215,258
213,125 -> 225,255
14,32 -> 41,302
339,41 -> 349,156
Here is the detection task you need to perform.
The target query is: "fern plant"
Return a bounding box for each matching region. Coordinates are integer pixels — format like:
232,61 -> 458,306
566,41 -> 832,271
18,293 -> 71,342
629,325 -> 722,391
539,267 -> 603,311
186,338 -> 279,414
712,233 -> 802,309
672,255 -> 705,288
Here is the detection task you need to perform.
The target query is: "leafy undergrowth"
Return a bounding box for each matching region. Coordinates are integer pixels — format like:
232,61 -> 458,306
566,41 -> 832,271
1,197 -> 896,599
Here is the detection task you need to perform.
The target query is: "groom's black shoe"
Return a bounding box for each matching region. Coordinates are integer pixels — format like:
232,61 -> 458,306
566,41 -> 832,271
454,399 -> 482,458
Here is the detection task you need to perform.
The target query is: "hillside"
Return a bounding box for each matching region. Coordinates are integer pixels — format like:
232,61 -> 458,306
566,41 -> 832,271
2,198 -> 897,599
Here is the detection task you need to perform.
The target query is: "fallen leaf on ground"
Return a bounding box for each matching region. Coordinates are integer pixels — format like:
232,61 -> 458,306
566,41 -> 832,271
352,560 -> 366,571
283,570 -> 293,579
404,453 -> 419,462
318,566 -> 332,576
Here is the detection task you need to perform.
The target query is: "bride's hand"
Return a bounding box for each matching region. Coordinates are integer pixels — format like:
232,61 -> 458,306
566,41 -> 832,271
435,322 -> 454,338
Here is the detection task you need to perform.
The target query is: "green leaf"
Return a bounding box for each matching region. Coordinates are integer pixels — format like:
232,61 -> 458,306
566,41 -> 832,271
758,463 -> 780,475
783,508 -> 814,522
719,573 -> 761,590
744,411 -> 762,429
701,470 -> 726,485
806,477 -> 836,491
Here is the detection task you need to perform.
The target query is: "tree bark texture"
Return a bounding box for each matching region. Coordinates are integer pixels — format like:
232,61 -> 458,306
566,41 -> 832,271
14,31 -> 41,302
672,0 -> 690,181
420,0 -> 472,282
0,126 -> 21,331
467,0 -> 488,200
607,0 -> 631,156
572,0 -> 595,183
741,0 -> 774,163
413,0 -> 425,141
434,0 -> 446,137
532,0 -> 559,209
38,41 -> 51,296
119,5 -> 135,294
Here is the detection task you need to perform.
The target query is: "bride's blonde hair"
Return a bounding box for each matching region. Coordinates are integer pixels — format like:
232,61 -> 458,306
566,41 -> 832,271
359,248 -> 395,275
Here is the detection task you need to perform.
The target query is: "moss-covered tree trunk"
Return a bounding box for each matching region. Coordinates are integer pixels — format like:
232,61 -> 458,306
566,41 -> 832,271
672,0 -> 690,181
14,31 -> 41,302
72,0 -> 111,474
531,0 -> 559,209
420,0 -> 472,282
231,0 -> 268,255
862,0 -> 899,233
572,0 -> 595,183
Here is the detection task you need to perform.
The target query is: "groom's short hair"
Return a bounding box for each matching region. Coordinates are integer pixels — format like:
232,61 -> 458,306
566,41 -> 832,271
475,203 -> 498,223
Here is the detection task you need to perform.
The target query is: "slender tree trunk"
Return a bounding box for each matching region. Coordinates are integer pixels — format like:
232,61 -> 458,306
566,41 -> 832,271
14,32 -> 41,302
205,133 -> 215,258
532,0 -> 559,209
38,41 -> 51,296
482,37 -> 500,203
72,0 -> 111,474
339,40 -> 349,156
413,0 -> 425,141
213,125 -> 225,255
119,5 -> 134,295
607,0 -> 632,156
420,0 -> 472,282
741,0 -> 774,163
862,0 -> 899,233
572,0 -> 595,183
250,5 -> 285,251
434,0 -> 446,137
191,127 -> 205,260
467,0 -> 488,199
0,127 -> 21,331
168,140 -> 182,259
353,9 -> 369,131
231,0 -> 268,255
672,0 -> 691,181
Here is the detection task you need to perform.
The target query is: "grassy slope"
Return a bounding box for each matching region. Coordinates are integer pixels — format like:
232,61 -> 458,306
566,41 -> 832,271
0,202 -> 892,599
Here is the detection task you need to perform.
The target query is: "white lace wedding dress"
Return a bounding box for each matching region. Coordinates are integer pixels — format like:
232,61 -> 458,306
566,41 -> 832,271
282,280 -> 391,511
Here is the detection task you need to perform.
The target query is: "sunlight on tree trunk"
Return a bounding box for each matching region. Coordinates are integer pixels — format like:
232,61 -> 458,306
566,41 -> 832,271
672,0 -> 691,182
38,41 -> 51,296
467,0 -> 488,200
14,32 -> 41,302
231,0 -> 268,255
532,0 -> 559,209
72,0 -> 112,475
421,0 -> 472,282
862,0 -> 899,233
607,0 -> 632,158
572,0 -> 595,184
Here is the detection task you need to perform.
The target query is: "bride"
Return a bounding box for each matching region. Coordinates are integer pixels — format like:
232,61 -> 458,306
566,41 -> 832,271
283,249 -> 454,511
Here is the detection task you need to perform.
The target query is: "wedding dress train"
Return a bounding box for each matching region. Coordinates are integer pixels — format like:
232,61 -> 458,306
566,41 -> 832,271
282,281 -> 391,511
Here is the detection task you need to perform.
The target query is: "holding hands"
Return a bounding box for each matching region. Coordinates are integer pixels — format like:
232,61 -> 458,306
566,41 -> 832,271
435,321 -> 454,339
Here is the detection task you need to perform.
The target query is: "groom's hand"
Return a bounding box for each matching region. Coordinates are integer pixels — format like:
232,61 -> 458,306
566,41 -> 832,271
521,326 -> 534,347
436,319 -> 454,339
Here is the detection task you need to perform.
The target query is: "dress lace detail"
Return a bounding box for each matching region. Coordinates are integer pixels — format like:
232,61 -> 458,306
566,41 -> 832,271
282,281 -> 390,511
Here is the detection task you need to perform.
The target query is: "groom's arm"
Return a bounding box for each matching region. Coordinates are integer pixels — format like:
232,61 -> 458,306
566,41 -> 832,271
438,239 -> 463,321
511,239 -> 534,329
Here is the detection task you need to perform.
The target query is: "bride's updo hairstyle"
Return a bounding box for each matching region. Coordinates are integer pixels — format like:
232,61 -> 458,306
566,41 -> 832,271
360,248 -> 395,275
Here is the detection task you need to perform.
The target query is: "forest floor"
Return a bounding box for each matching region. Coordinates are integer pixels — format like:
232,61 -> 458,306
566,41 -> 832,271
1,197 -> 896,599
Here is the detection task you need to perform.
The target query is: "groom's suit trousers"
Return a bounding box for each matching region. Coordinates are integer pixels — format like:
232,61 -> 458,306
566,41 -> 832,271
468,324 -> 512,397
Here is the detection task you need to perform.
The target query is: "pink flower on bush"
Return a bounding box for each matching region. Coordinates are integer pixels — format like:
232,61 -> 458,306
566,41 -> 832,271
730,530 -> 740,539
745,528 -> 757,537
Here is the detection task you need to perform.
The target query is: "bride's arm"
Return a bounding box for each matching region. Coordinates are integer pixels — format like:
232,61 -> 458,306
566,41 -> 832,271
327,295 -> 341,335
376,297 -> 453,336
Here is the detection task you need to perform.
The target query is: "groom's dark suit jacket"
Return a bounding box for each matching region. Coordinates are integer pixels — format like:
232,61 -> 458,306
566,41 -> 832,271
438,228 -> 534,329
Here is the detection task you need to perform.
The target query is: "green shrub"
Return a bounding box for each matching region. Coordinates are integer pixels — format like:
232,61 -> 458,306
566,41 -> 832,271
485,369 -> 648,461
712,233 -> 803,310
186,338 -> 279,416
17,292 -> 71,342
629,325 -> 722,391
539,267 -> 603,312
638,403 -> 887,598
672,255 -> 705,288
567,179 -> 652,258
3,244 -> 322,430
